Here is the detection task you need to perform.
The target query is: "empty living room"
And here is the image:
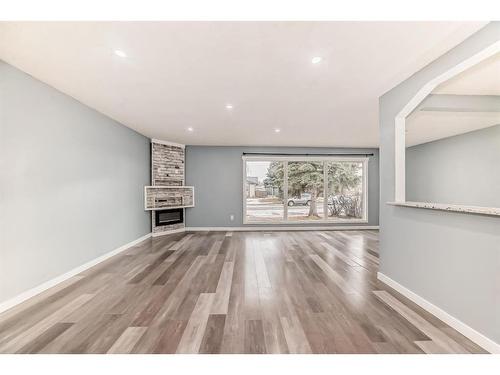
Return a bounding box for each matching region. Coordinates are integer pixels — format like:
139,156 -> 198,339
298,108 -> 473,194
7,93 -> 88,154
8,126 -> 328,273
1,1 -> 499,374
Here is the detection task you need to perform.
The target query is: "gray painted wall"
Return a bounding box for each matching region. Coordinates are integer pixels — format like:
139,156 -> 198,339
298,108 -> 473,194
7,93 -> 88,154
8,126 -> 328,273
407,124 -> 500,207
379,22 -> 500,345
185,146 -> 379,227
0,61 -> 151,304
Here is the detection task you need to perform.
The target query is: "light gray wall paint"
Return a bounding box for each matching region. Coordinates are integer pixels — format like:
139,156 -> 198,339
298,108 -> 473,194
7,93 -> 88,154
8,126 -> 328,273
379,22 -> 500,345
185,146 -> 379,227
0,61 -> 151,304
407,124 -> 500,207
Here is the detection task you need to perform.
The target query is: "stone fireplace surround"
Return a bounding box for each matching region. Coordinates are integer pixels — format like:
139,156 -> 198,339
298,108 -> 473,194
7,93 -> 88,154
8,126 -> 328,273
148,139 -> 193,236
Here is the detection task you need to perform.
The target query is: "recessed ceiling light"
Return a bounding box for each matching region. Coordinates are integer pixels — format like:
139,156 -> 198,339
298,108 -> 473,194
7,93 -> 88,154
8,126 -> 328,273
187,127 -> 194,132
114,49 -> 127,58
225,104 -> 233,110
274,128 -> 281,133
311,56 -> 322,64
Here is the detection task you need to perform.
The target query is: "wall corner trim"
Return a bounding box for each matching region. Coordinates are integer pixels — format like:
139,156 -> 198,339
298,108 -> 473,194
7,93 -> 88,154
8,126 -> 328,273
0,233 -> 152,315
377,272 -> 500,354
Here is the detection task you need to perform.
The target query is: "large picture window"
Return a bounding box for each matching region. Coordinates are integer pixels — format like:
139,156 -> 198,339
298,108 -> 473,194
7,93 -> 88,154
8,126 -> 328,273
243,156 -> 368,224
245,160 -> 285,223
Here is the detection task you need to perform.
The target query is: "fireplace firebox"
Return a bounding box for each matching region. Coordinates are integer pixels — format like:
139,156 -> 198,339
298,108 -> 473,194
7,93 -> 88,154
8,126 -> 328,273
155,208 -> 183,227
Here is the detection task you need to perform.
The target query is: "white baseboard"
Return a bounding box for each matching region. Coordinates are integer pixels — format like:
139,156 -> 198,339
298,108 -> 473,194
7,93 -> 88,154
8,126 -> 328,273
151,225 -> 379,235
0,232 -> 152,315
377,272 -> 500,354
151,227 -> 186,237
186,225 -> 379,232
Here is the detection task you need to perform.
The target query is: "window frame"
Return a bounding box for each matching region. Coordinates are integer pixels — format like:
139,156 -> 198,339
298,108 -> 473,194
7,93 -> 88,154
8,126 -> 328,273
242,155 -> 369,224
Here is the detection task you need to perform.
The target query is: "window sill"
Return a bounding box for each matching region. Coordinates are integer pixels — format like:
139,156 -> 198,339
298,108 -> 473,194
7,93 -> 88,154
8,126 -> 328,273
387,201 -> 500,217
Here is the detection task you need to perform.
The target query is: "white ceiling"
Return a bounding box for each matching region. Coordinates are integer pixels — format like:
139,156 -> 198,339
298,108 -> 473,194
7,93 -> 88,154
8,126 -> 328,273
406,111 -> 500,147
434,52 -> 500,95
0,21 -> 488,147
407,51 -> 500,146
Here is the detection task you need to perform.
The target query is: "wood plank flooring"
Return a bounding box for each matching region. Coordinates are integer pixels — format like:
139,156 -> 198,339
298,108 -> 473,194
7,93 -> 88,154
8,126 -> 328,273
0,230 -> 487,354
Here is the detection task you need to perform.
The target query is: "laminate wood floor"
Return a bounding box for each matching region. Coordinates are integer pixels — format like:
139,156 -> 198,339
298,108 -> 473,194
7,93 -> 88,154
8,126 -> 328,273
0,230 -> 487,354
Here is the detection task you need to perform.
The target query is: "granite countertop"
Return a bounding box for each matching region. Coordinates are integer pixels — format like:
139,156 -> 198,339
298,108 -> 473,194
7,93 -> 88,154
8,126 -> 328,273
387,201 -> 500,217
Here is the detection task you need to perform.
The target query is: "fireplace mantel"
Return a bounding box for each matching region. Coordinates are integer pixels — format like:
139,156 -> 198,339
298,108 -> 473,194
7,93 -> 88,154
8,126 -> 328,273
144,186 -> 195,211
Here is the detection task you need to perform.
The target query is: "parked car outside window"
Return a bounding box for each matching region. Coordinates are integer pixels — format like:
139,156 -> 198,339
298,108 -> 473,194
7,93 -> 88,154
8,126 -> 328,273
287,193 -> 312,206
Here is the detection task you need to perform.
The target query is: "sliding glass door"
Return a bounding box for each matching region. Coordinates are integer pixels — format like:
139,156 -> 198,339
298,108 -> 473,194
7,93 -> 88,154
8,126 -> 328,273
243,156 -> 367,224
